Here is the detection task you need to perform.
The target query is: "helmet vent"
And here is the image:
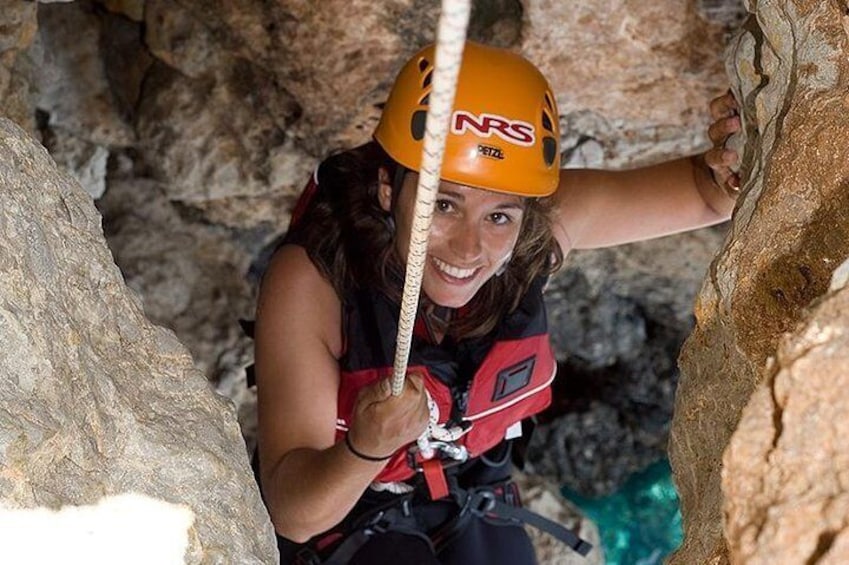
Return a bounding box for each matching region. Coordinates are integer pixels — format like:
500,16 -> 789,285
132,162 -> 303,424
422,69 -> 433,88
419,93 -> 430,106
544,92 -> 554,111
411,110 -> 427,141
541,111 -> 553,133
542,137 -> 557,167
418,58 -> 430,72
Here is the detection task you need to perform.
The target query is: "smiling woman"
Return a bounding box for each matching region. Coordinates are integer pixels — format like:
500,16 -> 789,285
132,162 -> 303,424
251,41 -> 740,564
382,173 -> 528,309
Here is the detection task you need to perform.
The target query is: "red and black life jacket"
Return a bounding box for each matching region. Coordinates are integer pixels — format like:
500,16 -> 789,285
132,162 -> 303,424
334,276 -> 557,485
284,165 -> 558,486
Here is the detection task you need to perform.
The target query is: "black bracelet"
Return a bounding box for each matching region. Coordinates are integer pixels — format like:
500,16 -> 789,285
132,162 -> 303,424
344,433 -> 393,462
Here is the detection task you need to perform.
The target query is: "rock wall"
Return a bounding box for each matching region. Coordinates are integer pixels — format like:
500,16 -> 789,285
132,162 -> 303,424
669,1 -> 849,563
0,2 -> 745,496
0,1 -> 37,133
529,227 -> 727,496
0,0 -> 756,561
723,263 -> 849,564
0,118 -> 277,563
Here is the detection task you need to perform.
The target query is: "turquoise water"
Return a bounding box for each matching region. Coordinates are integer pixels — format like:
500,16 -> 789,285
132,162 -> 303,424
562,459 -> 683,565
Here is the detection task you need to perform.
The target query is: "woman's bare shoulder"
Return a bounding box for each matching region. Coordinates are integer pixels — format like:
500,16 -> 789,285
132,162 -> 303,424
257,244 -> 343,359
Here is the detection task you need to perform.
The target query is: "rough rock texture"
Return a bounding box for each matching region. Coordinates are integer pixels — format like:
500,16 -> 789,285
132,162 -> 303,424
524,0 -> 742,169
723,262 -> 849,565
26,1 -> 145,197
135,57 -> 310,228
95,177 -> 255,380
41,126 -> 110,199
0,1 -> 38,133
528,227 -> 726,496
95,174 -> 259,451
514,471 -> 604,564
0,1 -> 754,557
0,118 -> 277,563
32,1 -> 135,147
669,1 -> 849,563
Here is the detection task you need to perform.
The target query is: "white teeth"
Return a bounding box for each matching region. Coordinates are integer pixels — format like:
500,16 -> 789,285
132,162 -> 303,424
432,257 -> 476,279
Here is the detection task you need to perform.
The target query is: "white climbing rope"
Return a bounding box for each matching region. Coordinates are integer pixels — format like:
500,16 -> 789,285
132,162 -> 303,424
390,0 -> 472,397
372,1 -> 472,494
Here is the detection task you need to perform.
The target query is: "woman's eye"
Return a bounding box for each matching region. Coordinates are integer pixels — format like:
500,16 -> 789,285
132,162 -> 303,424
435,199 -> 454,213
489,212 -> 513,225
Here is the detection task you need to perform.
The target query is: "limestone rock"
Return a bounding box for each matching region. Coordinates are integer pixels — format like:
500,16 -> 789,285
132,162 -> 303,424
33,1 -> 135,147
0,118 -> 277,563
143,0 -> 436,148
95,174 -> 260,447
723,280 -> 849,564
523,0 -> 744,168
42,126 -> 109,199
137,0 -> 419,225
95,177 -> 256,382
0,0 -> 38,133
136,59 -> 311,228
669,1 -> 849,563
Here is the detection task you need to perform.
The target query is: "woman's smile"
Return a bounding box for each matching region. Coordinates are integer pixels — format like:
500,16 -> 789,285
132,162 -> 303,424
430,257 -> 479,281
381,171 -> 525,308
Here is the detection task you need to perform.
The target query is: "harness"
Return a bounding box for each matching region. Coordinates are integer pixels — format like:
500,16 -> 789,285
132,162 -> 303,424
293,475 -> 593,564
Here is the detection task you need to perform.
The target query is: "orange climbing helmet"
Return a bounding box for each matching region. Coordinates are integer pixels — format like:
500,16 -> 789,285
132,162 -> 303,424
374,41 -> 560,197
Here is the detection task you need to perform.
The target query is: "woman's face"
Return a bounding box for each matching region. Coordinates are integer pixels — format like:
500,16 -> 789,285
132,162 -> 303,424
380,170 -> 525,308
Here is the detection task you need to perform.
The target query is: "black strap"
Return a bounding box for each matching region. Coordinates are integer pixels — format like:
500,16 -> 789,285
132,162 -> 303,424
321,504 -> 433,564
307,482 -> 592,563
452,487 -> 593,557
322,530 -> 372,565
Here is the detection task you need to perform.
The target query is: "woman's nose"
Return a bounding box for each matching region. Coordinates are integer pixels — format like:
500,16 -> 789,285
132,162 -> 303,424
448,222 -> 482,261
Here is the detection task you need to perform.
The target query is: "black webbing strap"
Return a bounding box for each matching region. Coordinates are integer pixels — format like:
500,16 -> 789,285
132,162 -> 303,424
320,503 -> 433,564
452,487 -> 593,557
320,530 -> 371,565
308,483 -> 592,563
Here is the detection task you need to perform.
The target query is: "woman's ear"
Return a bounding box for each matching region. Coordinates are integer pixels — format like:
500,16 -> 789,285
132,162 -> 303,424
377,167 -> 393,213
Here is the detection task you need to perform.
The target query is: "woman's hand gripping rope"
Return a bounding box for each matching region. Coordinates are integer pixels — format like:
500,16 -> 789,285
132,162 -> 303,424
347,372 -> 431,462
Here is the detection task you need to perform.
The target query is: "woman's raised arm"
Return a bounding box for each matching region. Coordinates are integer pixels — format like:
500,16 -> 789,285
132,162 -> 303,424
550,92 -> 741,254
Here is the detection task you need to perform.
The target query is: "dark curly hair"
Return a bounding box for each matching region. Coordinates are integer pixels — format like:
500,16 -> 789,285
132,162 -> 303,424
284,142 -> 563,339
